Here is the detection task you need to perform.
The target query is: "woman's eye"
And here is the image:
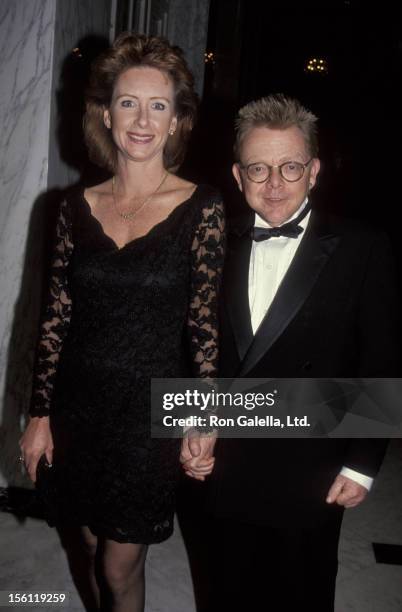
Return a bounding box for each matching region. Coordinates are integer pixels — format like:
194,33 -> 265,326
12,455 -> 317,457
152,102 -> 166,111
121,99 -> 135,108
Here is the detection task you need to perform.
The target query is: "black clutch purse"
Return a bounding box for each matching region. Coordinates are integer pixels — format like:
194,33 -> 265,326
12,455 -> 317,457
35,454 -> 59,525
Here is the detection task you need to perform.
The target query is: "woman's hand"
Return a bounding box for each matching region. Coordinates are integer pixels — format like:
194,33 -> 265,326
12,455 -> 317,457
19,416 -> 54,483
180,429 -> 217,481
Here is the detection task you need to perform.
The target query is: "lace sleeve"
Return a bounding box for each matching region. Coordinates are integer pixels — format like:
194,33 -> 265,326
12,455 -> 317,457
188,195 -> 225,379
29,199 -> 74,417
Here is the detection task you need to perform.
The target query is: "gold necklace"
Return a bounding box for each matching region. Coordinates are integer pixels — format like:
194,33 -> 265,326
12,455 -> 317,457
111,172 -> 169,221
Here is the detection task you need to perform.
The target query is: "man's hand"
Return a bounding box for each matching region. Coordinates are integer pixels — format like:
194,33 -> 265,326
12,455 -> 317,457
180,429 -> 217,481
326,474 -> 368,508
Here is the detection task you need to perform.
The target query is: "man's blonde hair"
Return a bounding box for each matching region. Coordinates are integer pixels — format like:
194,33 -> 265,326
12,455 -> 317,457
234,93 -> 318,161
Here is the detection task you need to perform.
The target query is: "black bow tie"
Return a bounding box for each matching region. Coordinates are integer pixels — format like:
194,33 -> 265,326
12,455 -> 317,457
250,201 -> 311,242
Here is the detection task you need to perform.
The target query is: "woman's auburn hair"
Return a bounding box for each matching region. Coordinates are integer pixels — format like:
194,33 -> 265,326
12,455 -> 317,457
83,32 -> 198,173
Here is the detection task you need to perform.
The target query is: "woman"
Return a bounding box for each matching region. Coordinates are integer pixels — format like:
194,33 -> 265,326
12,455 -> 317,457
19,33 -> 224,612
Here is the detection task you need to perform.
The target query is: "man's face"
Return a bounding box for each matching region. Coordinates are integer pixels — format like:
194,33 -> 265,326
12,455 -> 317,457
232,126 -> 320,226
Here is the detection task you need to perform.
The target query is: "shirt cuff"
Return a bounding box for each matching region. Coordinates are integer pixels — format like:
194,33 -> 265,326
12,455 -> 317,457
340,466 -> 374,491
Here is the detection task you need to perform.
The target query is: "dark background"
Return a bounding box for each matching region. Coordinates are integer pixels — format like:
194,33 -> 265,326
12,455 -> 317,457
63,1 -> 401,265
182,0 -> 402,259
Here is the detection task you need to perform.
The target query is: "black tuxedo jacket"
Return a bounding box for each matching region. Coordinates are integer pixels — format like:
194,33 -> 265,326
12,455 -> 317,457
208,209 -> 401,527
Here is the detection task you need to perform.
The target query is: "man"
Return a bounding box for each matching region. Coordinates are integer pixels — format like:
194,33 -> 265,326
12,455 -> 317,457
181,94 -> 400,611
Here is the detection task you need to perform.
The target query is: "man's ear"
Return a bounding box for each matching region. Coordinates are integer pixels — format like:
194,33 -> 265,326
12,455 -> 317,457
232,163 -> 243,192
308,158 -> 321,189
103,108 -> 112,129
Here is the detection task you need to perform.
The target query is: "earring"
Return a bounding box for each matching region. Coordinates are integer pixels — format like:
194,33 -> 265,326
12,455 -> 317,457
169,128 -> 175,136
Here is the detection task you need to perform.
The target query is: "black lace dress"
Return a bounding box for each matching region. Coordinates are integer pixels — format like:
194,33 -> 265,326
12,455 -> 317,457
30,184 -> 225,544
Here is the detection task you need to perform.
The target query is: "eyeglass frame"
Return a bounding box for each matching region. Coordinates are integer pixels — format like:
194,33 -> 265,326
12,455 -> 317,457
238,158 -> 313,183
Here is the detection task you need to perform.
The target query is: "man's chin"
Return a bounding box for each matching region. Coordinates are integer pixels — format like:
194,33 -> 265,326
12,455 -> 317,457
259,207 -> 289,227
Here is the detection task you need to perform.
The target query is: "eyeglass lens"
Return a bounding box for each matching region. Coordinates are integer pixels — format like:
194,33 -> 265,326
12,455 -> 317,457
247,161 -> 307,183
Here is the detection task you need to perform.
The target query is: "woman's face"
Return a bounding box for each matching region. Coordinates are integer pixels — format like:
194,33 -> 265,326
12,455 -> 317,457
104,66 -> 177,166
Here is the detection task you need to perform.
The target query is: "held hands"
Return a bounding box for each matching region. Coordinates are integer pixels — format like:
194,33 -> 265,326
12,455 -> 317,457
180,428 -> 217,481
326,474 -> 368,508
19,416 -> 54,483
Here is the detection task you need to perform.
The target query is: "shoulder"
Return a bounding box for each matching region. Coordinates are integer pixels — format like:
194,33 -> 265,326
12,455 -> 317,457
58,182 -> 105,227
62,180 -> 113,222
194,183 -> 223,205
82,179 -> 112,209
169,175 -> 195,192
55,185 -> 82,220
191,184 -> 225,228
163,175 -> 197,209
310,210 -> 391,246
62,183 -> 88,209
191,184 -> 224,219
308,210 -> 397,274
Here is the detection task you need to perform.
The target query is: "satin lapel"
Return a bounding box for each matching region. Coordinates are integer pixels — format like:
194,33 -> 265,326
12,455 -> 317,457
238,213 -> 340,376
224,222 -> 254,361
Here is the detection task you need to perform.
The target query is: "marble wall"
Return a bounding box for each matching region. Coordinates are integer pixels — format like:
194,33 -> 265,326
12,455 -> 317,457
0,0 -> 111,488
0,0 -> 56,488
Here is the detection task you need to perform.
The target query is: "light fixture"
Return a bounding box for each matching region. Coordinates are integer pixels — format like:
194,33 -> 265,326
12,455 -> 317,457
305,58 -> 328,75
204,51 -> 216,65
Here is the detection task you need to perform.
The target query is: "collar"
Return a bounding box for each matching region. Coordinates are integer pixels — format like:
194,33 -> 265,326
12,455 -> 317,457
254,197 -> 310,231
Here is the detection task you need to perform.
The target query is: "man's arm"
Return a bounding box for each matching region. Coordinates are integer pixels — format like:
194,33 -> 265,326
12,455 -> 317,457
329,231 -> 400,507
339,466 -> 373,490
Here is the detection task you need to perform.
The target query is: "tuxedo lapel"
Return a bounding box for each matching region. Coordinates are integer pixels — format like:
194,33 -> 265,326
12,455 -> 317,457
238,212 -> 340,377
224,215 -> 254,361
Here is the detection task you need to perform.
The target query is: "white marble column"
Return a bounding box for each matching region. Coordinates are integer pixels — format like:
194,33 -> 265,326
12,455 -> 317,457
0,0 -> 56,488
0,0 -> 111,488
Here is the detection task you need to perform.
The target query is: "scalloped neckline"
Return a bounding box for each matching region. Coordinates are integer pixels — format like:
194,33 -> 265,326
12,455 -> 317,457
80,185 -> 199,251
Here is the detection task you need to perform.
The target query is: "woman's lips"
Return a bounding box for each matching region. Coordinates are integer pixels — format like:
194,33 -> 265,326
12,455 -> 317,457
127,132 -> 154,144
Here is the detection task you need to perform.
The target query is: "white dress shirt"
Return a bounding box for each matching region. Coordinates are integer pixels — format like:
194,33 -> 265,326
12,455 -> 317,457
248,199 -> 373,491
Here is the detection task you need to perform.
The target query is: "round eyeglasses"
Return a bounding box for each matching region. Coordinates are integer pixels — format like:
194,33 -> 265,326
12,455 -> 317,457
240,159 -> 313,183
